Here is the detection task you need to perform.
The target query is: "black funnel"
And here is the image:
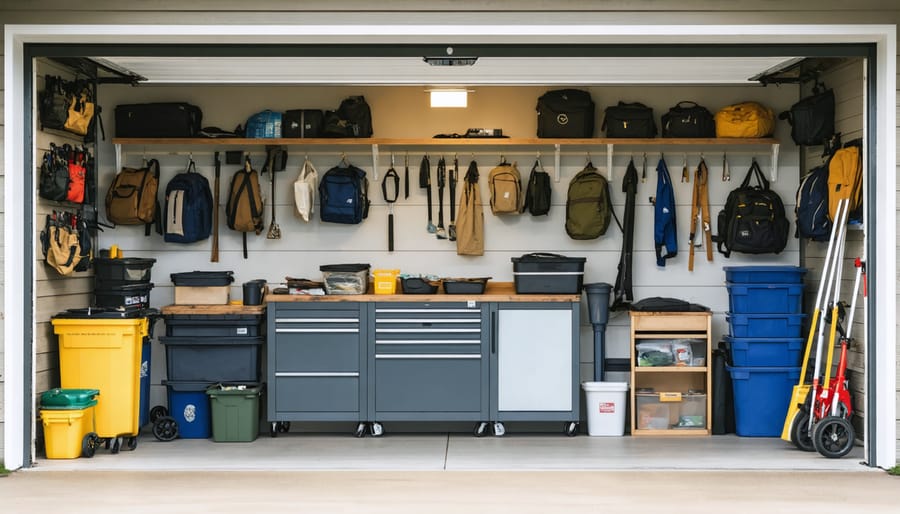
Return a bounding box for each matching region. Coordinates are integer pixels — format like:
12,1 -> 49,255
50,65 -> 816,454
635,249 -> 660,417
584,282 -> 612,381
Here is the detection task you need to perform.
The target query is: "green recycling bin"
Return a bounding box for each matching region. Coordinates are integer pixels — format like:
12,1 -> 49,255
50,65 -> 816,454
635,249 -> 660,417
206,384 -> 262,442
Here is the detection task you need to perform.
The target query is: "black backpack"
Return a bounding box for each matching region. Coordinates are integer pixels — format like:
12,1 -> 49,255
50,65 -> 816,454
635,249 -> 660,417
523,160 -> 552,216
323,96 -> 373,138
164,160 -> 214,243
795,164 -> 832,241
39,143 -> 70,202
319,163 -> 370,224
715,160 -> 790,257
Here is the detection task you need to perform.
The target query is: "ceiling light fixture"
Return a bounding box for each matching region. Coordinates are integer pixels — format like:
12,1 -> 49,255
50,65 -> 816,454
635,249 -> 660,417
429,89 -> 469,108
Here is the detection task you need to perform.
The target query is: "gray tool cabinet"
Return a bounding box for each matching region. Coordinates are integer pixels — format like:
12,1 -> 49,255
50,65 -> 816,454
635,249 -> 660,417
266,284 -> 580,437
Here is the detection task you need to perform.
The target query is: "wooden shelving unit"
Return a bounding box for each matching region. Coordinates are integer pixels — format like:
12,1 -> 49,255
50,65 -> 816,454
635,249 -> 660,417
629,311 -> 713,437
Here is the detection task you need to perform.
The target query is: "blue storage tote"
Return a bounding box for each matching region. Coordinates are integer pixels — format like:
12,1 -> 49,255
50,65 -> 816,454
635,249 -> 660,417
724,335 -> 804,367
724,266 -> 807,284
727,313 -> 806,338
726,283 -> 804,314
164,380 -> 212,439
726,366 -> 800,437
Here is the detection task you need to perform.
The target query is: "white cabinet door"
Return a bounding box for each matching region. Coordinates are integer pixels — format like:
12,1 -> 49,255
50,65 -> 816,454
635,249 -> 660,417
497,309 -> 572,411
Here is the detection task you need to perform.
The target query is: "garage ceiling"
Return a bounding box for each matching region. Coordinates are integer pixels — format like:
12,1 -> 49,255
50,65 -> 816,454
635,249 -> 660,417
96,55 -> 799,85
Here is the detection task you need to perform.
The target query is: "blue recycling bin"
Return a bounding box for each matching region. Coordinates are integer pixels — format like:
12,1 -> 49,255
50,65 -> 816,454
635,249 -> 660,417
139,338 -> 150,427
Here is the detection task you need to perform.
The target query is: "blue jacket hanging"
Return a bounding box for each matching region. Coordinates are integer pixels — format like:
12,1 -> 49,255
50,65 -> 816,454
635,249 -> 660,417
654,158 -> 677,266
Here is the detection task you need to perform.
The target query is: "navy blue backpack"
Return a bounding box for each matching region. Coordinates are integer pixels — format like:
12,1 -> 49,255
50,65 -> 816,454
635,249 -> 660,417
654,158 -> 677,266
795,164 -> 831,241
319,163 -> 370,224
164,160 -> 214,243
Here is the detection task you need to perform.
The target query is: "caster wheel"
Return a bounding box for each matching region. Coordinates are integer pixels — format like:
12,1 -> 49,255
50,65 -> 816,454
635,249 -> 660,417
111,437 -> 121,454
492,422 -> 506,437
270,422 -> 279,437
813,415 -> 855,459
474,422 -> 489,437
565,422 -> 579,437
791,412 -> 815,452
149,405 -> 168,423
126,436 -> 138,451
370,422 -> 384,437
81,432 -> 99,458
277,422 -> 291,433
104,439 -> 111,450
152,416 -> 179,442
354,423 -> 367,438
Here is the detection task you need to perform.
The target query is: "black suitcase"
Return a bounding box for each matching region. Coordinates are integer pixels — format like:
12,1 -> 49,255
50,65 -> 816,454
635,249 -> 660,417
115,102 -> 203,138
283,109 -> 324,138
536,89 -> 595,138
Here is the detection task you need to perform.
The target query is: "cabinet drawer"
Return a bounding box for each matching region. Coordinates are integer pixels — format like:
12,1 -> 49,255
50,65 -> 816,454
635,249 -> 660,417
273,376 -> 359,412
631,312 -> 710,332
274,333 -> 359,372
374,356 -> 482,412
375,340 -> 482,355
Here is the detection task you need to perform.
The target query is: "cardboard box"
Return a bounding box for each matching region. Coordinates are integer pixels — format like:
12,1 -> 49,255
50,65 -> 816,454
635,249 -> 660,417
174,285 -> 230,305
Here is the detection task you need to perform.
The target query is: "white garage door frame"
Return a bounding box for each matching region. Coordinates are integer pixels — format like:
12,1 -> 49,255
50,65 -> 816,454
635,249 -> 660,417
4,22 -> 897,470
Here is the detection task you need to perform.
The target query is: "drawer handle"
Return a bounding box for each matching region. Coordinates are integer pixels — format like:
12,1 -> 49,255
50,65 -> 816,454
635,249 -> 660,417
276,318 -> 359,323
375,328 -> 480,334
375,340 -> 480,345
275,372 -> 359,377
374,309 -> 477,314
276,328 -> 359,333
375,319 -> 478,324
375,354 -> 481,360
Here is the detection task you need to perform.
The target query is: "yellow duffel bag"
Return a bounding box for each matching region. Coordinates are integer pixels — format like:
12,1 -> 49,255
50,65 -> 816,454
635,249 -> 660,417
714,102 -> 775,138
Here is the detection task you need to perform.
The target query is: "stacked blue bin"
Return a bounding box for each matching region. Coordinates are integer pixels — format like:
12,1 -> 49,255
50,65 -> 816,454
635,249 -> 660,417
724,266 -> 806,436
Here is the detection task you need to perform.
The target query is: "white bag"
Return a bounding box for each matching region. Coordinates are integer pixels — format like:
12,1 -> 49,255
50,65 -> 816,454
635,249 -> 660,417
293,157 -> 318,222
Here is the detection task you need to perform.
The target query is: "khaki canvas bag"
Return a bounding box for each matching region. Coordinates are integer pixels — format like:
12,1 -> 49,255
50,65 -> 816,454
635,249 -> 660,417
106,159 -> 161,234
488,161 -> 523,215
456,160 -> 485,256
226,158 -> 265,258
46,225 -> 82,275
293,157 -> 318,222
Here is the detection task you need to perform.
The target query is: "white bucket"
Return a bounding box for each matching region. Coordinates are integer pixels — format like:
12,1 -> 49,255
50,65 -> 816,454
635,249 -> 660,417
582,381 -> 628,436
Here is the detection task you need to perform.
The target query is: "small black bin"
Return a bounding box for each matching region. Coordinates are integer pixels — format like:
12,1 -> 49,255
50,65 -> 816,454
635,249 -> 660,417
511,253 -> 586,294
163,313 -> 265,337
93,258 -> 156,287
94,282 -> 154,310
170,271 -> 235,287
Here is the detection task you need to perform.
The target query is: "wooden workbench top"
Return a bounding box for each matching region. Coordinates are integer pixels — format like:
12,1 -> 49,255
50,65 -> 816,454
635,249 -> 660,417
161,304 -> 267,315
265,281 -> 581,303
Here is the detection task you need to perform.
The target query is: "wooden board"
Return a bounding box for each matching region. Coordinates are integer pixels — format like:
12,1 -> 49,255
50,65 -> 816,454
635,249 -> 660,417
265,281 -> 581,303
161,303 -> 266,315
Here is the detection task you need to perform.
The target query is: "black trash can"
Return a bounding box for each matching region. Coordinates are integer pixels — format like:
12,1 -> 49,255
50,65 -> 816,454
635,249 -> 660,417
584,282 -> 612,381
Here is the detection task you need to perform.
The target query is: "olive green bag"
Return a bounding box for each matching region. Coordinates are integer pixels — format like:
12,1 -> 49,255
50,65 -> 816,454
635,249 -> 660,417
565,164 -> 611,240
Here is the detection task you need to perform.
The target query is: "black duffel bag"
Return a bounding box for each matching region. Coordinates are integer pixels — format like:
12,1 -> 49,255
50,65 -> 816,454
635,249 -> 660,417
602,101 -> 657,138
536,89 -> 595,138
661,101 -> 716,138
283,109 -> 324,138
779,85 -> 835,146
115,102 -> 202,138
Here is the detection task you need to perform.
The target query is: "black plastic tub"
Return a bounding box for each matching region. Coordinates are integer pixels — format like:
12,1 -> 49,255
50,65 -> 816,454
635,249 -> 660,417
93,257 -> 156,287
170,271 -> 235,287
163,313 -> 265,337
94,283 -> 154,310
400,277 -> 440,294
160,336 -> 262,383
442,278 -> 490,295
511,253 -> 586,294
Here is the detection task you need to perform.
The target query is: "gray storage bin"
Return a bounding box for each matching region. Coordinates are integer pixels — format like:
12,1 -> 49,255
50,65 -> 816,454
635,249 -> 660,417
160,336 -> 262,382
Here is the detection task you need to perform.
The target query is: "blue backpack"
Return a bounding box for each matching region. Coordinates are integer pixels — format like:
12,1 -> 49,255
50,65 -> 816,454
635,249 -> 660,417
654,158 -> 677,266
795,164 -> 831,241
319,163 -> 370,224
164,161 -> 213,243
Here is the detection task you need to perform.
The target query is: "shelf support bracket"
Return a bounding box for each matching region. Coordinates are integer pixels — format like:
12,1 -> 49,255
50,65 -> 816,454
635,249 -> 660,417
606,144 -> 615,182
770,143 -> 780,182
371,144 -> 379,181
554,144 -> 561,183
114,143 -> 122,175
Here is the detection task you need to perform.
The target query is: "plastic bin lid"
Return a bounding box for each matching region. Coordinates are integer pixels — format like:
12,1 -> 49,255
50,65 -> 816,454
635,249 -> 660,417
511,252 -> 586,263
93,257 -> 157,266
205,383 -> 263,396
170,270 -> 235,285
40,388 -> 99,409
320,263 -> 370,272
52,307 -> 159,319
722,266 -> 808,273
582,381 -> 628,392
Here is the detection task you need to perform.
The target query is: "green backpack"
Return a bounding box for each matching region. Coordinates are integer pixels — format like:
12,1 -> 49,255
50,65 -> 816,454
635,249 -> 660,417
565,164 -> 611,240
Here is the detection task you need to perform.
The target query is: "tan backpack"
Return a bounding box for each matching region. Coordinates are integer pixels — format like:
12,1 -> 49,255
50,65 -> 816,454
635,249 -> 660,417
106,158 -> 161,235
456,160 -> 484,256
488,161 -> 523,215
226,157 -> 265,258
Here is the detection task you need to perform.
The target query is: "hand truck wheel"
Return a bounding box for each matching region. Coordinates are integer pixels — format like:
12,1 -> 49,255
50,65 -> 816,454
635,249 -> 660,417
791,411 -> 815,452
813,415 -> 855,459
149,405 -> 169,424
152,416 -> 179,442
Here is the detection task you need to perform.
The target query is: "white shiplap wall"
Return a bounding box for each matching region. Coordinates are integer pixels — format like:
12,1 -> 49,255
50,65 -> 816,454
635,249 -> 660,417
96,83 -> 800,406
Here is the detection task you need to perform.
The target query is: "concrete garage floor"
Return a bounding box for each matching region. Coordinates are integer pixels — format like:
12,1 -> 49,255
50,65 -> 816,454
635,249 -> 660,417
8,434 -> 895,513
30,432 -> 868,472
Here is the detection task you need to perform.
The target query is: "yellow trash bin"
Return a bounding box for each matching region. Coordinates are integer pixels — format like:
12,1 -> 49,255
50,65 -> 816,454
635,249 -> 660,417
52,317 -> 148,442
40,388 -> 101,459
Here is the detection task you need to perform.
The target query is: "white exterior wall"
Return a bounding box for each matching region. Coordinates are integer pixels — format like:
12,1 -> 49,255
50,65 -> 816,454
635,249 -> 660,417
1,0 -> 898,468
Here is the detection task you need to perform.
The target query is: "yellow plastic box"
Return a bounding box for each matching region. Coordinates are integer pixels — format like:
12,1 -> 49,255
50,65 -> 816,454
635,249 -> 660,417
372,269 -> 400,295
41,406 -> 96,459
53,317 -> 147,438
